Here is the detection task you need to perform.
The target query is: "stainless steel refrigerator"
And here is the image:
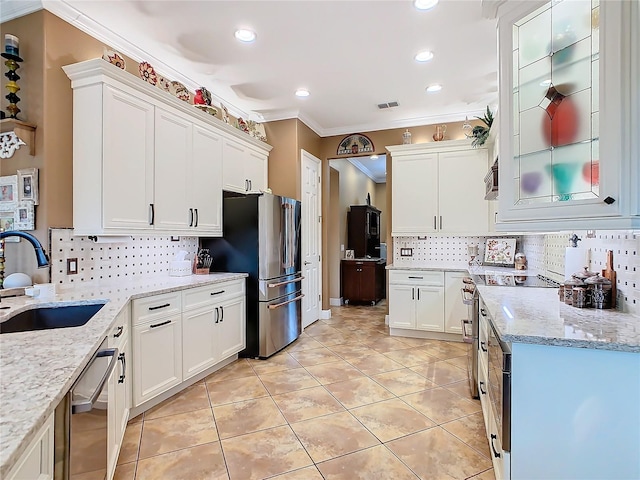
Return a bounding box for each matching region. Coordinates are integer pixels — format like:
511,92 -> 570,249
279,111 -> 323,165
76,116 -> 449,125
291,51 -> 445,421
202,193 -> 302,358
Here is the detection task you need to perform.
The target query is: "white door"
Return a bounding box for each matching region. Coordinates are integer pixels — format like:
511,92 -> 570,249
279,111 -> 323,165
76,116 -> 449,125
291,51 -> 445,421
388,284 -> 416,329
216,296 -> 246,359
191,124 -> 223,235
301,150 -> 322,329
416,286 -> 445,332
392,153 -> 438,235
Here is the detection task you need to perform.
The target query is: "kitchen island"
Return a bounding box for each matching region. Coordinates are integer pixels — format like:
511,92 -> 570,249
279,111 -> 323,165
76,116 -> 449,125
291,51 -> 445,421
0,273 -> 247,479
476,285 -> 640,479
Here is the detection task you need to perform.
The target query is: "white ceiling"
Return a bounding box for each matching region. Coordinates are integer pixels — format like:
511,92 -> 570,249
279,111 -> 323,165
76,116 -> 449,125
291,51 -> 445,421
4,0 -> 499,137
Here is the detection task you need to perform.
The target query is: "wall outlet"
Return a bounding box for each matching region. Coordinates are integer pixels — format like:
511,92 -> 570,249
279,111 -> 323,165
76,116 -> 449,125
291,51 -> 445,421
67,258 -> 78,275
400,248 -> 413,257
341,244 -> 344,252
171,236 -> 180,241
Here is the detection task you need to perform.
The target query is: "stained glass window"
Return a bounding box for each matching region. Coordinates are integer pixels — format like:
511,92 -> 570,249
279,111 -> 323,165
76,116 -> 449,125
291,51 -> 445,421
512,0 -> 599,204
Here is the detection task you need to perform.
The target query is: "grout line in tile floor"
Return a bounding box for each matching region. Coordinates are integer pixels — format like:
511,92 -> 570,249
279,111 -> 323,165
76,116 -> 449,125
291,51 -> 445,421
114,302 -> 496,480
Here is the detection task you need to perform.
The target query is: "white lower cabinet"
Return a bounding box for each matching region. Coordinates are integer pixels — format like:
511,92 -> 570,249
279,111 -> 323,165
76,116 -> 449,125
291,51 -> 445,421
132,312 -> 182,407
5,413 -> 54,480
182,281 -> 246,380
388,271 -> 445,332
107,308 -> 130,480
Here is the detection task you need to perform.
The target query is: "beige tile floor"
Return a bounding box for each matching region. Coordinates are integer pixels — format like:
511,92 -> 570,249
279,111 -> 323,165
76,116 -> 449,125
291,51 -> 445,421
115,302 -> 496,480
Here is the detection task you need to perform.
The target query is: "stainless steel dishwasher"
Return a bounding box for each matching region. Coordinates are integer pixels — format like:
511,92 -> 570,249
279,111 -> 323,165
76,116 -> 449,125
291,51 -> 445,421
54,337 -> 118,480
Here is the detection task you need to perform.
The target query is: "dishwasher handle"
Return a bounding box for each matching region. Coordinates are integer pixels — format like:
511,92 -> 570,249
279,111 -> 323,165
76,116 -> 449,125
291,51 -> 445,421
71,347 -> 119,414
461,319 -> 473,344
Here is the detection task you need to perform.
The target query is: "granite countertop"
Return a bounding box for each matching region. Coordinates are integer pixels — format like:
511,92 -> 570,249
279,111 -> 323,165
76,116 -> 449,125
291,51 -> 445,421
0,273 -> 247,478
477,285 -> 640,353
344,257 -> 385,262
386,264 -> 468,272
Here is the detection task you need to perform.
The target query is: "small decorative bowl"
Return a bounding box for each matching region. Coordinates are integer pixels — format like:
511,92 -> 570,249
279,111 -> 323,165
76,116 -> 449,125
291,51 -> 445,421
194,104 -> 218,116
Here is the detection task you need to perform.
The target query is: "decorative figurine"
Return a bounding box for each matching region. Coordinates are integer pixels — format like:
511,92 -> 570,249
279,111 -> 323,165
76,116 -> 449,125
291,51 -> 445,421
3,34 -> 23,119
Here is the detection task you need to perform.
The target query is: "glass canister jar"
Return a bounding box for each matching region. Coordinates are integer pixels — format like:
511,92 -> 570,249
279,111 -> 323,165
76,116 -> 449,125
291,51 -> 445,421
585,274 -> 613,309
572,285 -> 589,308
573,266 -> 597,282
563,275 -> 584,305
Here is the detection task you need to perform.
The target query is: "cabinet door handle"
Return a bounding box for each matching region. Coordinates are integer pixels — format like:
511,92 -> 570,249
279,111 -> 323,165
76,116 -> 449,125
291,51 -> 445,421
149,303 -> 171,311
490,434 -> 502,458
210,290 -> 225,296
481,341 -> 488,352
194,208 -> 198,227
412,287 -> 415,300
245,179 -> 249,191
220,306 -> 224,322
118,352 -> 126,384
215,307 -> 219,323
150,319 -> 171,329
480,308 -> 487,317
433,216 -> 437,229
189,208 -> 193,227
149,203 -> 155,225
113,325 -> 123,338
479,381 -> 486,395
417,288 -> 420,300
439,216 -> 442,230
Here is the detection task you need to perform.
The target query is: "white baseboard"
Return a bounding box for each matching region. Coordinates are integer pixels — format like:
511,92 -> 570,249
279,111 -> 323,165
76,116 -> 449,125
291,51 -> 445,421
385,314 -> 389,326
329,297 -> 343,306
321,309 -> 332,319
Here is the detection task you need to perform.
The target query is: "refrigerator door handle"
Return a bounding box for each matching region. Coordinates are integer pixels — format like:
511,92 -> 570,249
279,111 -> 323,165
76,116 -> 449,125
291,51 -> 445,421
268,294 -> 304,310
268,276 -> 305,288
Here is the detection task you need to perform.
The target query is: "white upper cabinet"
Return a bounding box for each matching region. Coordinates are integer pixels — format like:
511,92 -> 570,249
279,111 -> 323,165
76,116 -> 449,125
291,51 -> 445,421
495,0 -> 639,231
388,140 -> 490,236
63,59 -> 271,236
222,136 -> 268,194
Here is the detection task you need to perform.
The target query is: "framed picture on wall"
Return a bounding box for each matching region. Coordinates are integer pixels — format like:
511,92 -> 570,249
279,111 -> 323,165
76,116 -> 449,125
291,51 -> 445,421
14,201 -> 35,230
0,175 -> 18,211
345,249 -> 355,259
483,238 -> 517,266
17,168 -> 38,204
0,213 -> 18,241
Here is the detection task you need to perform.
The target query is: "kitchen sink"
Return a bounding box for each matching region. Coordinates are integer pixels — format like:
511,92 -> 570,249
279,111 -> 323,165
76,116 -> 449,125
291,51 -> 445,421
0,303 -> 106,334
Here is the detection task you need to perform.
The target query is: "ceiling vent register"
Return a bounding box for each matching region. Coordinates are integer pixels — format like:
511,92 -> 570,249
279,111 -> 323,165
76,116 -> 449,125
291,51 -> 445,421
377,101 -> 399,109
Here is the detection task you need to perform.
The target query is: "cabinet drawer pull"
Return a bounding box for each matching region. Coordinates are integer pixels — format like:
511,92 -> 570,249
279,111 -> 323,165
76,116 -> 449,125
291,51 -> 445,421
490,434 -> 501,458
189,208 -> 193,227
480,341 -> 488,352
149,303 -> 171,311
150,320 -> 172,328
408,276 -> 423,279
118,352 -> 126,384
113,325 -> 123,338
479,381 -> 486,395
210,290 -> 225,296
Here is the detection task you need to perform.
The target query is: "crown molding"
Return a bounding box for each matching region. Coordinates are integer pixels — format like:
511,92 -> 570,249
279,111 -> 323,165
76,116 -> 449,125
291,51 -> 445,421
40,0 -> 250,121
0,0 -> 43,22
348,157 -> 386,183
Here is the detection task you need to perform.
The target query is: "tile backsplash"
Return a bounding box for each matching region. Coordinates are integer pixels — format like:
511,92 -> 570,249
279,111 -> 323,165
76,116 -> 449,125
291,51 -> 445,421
394,230 -> 639,315
50,228 -> 198,285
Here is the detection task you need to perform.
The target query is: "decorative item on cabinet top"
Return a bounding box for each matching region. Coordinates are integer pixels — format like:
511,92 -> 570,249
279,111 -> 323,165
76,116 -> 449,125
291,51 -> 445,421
102,48 -> 125,70
467,106 -> 494,147
138,61 -> 157,86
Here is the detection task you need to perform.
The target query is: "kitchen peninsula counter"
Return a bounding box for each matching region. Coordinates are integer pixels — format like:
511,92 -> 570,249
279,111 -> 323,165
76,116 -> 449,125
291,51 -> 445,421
477,285 -> 640,352
0,273 -> 247,478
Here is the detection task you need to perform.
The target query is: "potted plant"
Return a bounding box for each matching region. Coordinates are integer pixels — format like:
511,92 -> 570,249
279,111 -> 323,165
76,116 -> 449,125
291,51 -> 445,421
469,106 -> 494,147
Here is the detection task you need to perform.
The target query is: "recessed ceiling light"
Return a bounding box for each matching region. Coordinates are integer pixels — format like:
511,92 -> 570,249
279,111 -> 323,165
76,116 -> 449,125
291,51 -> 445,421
234,29 -> 256,43
370,154 -> 379,160
414,0 -> 439,10
414,50 -> 434,62
295,88 -> 310,97
426,84 -> 442,93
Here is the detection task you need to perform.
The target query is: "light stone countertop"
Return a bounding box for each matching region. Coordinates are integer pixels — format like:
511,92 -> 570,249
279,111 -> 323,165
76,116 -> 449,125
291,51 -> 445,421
0,273 -> 247,478
477,285 -> 640,353
386,264 -> 468,272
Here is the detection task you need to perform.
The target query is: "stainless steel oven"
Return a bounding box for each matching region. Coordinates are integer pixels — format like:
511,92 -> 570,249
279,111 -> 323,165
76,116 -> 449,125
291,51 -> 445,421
488,320 -> 511,453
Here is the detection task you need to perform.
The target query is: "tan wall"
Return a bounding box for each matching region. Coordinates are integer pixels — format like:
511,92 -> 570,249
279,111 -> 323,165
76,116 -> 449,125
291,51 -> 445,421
264,119 -> 297,199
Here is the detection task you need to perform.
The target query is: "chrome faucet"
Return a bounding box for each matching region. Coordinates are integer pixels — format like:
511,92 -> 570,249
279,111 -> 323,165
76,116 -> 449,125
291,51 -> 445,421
0,230 -> 49,268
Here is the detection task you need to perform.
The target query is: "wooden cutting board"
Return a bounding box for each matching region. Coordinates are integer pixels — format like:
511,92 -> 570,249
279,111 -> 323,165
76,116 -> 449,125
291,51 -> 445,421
602,250 -> 617,308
